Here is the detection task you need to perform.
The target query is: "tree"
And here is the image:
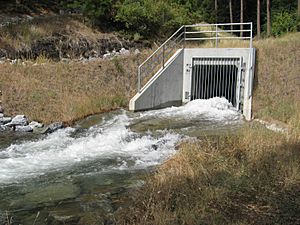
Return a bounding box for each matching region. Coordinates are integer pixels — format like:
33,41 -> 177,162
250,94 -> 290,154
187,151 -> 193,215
240,0 -> 244,37
215,0 -> 218,22
267,0 -> 271,36
229,0 -> 233,31
67,0 -> 113,25
257,0 -> 261,38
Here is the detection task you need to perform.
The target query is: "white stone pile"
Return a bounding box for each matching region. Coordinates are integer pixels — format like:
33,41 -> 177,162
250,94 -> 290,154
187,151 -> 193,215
0,109 -> 63,134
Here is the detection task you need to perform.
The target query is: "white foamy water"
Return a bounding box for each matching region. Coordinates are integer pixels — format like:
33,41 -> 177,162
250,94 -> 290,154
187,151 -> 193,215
0,97 -> 242,184
137,97 -> 242,121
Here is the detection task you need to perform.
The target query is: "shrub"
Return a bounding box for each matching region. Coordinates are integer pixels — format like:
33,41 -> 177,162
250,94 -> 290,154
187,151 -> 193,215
271,11 -> 298,37
115,0 -> 190,37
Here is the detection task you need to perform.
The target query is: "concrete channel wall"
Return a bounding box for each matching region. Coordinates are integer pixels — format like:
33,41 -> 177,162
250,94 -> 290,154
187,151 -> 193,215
129,49 -> 184,111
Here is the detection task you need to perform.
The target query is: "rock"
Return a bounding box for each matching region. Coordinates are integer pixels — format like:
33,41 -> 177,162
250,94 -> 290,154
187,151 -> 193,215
10,183 -> 80,210
134,49 -> 141,55
111,50 -> 120,57
48,212 -> 80,225
48,122 -> 64,133
0,113 -> 3,118
0,125 -> 8,131
32,126 -> 51,134
0,106 -> 3,113
29,121 -> 44,129
15,125 -> 33,132
119,48 -> 130,56
1,117 -> 11,125
7,115 -> 28,126
0,49 -> 7,58
103,52 -> 111,59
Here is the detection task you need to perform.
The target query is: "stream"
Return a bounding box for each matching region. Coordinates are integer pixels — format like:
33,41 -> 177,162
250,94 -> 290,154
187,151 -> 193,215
0,97 -> 243,225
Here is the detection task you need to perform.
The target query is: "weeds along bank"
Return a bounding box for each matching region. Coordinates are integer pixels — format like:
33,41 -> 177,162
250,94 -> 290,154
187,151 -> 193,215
116,125 -> 300,225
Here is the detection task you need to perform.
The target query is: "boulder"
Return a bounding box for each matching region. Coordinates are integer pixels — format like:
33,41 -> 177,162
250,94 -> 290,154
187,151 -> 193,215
29,121 -> 44,129
32,126 -> 50,134
134,49 -> 141,55
15,125 -> 33,132
1,117 -> 11,125
103,52 -> 111,59
119,48 -> 130,56
7,115 -> 28,126
48,122 -> 64,133
0,125 -> 8,131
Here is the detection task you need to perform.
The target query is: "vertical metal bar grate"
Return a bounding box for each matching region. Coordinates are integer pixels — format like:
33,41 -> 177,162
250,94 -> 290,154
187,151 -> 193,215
190,57 -> 242,109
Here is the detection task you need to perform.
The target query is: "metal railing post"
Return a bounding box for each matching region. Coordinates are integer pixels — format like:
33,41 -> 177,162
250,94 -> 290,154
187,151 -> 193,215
250,22 -> 253,48
162,45 -> 165,68
184,26 -> 186,48
138,66 -> 141,92
215,24 -> 218,48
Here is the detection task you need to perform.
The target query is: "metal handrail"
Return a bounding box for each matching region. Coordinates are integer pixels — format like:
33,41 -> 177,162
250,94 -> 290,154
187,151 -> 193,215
137,22 -> 253,92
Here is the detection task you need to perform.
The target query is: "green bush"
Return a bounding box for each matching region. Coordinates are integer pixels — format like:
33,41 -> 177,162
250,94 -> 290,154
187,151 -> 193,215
271,11 -> 298,37
115,0 -> 190,37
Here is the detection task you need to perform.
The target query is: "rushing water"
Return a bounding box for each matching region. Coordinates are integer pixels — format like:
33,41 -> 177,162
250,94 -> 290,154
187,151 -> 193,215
0,98 -> 243,224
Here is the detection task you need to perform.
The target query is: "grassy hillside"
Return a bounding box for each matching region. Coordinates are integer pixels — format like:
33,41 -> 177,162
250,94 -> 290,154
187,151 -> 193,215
0,54 -> 145,124
253,33 -> 300,127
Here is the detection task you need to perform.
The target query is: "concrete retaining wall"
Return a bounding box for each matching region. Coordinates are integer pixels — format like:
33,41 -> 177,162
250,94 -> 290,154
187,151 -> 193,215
129,49 -> 184,111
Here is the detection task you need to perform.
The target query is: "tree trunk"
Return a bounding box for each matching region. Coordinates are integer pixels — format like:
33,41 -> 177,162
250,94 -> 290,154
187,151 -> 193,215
229,0 -> 233,31
257,0 -> 261,38
267,0 -> 271,36
240,0 -> 244,37
215,0 -> 218,22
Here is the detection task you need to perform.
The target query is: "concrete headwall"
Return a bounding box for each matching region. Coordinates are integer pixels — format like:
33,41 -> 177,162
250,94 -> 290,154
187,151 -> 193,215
129,49 -> 184,111
182,48 -> 255,120
129,48 -> 255,120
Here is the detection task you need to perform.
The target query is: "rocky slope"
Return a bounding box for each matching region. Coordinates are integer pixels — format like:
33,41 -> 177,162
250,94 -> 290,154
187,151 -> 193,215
0,15 -> 148,61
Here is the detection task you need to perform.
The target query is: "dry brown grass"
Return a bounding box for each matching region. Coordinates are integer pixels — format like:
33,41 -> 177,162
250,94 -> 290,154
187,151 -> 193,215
0,54 -> 144,124
253,33 -> 300,125
116,125 -> 300,225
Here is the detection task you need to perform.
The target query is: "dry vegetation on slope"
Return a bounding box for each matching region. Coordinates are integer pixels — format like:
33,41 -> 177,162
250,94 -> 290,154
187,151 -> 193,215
0,55 -> 143,124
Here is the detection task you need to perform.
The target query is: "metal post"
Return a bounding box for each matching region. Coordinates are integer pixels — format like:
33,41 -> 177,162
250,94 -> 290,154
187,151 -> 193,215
250,22 -> 253,48
215,24 -> 218,48
138,67 -> 141,92
184,26 -> 186,48
162,45 -> 165,68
